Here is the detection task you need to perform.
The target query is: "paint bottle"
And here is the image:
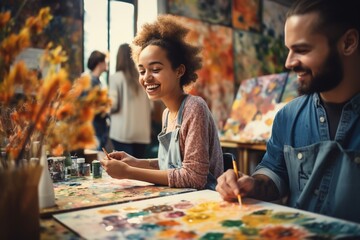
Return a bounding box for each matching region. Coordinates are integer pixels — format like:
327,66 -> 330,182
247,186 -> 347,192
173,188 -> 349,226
77,158 -> 85,177
92,160 -> 102,178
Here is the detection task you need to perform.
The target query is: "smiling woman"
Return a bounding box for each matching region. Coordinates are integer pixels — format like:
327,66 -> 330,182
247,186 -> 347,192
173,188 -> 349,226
99,14 -> 224,190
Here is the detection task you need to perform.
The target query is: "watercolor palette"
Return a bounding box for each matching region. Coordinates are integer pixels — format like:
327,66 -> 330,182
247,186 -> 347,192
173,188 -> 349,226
54,190 -> 360,239
41,175 -> 195,217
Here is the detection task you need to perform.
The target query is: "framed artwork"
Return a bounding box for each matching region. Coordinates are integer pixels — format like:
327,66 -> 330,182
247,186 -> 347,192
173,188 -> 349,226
174,16 -> 235,130
54,190 -> 360,239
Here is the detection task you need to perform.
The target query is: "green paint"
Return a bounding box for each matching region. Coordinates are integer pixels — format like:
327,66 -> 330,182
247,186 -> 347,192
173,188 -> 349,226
272,211 -> 301,220
200,232 -> 224,240
126,211 -> 150,218
240,227 -> 259,236
221,220 -> 243,227
251,209 -> 272,215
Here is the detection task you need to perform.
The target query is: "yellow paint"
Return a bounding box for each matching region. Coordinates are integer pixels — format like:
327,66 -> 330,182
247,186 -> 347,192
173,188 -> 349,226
97,209 -> 119,214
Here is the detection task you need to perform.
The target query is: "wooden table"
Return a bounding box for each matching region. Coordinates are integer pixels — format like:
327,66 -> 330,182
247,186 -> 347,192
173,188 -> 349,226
221,139 -> 266,175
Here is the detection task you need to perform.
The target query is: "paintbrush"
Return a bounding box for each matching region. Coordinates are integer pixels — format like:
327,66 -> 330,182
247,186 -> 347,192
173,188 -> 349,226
232,158 -> 242,207
102,147 -> 110,160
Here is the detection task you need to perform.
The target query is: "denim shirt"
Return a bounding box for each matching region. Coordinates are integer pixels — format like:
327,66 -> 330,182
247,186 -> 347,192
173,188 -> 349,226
254,93 -> 360,223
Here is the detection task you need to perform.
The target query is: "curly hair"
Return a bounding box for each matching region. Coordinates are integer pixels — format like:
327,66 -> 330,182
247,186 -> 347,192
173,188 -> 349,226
131,14 -> 202,87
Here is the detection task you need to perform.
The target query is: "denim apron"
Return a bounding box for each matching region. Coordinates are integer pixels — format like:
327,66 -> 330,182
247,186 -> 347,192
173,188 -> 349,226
157,95 -> 217,190
284,141 -> 360,222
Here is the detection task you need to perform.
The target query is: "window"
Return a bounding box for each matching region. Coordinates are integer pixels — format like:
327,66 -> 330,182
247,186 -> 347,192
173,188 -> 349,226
83,0 -> 158,85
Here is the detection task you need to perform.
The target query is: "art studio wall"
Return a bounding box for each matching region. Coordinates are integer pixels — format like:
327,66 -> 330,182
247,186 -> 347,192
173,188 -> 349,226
165,0 -> 291,130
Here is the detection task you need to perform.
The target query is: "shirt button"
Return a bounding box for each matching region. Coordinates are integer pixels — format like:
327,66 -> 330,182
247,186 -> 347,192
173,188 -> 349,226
319,116 -> 325,123
297,152 -> 303,160
355,157 -> 360,164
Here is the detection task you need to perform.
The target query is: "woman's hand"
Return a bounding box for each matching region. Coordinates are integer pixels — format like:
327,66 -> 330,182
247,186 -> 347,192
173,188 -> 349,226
107,151 -> 140,167
100,157 -> 131,179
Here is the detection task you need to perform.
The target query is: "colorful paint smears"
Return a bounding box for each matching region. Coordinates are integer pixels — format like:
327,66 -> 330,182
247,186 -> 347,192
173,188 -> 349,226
54,190 -> 360,240
40,174 -> 195,217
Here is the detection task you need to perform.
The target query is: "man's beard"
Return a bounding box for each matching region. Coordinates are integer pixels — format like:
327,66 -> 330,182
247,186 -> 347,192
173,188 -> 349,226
296,48 -> 343,95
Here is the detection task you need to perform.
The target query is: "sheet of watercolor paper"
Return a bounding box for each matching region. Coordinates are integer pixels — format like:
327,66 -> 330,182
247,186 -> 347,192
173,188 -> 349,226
41,175 -> 195,217
54,190 -> 360,239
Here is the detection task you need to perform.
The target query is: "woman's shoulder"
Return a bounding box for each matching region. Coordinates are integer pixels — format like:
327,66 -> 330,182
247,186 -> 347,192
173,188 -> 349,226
185,95 -> 208,108
184,95 -> 209,116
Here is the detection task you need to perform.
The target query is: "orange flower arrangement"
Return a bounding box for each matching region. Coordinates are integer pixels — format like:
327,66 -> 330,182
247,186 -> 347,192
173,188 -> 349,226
0,6 -> 111,166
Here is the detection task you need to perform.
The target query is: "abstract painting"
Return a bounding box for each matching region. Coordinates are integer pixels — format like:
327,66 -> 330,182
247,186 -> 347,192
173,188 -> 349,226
54,190 -> 360,239
167,0 -> 232,26
262,0 -> 289,39
232,0 -> 261,32
174,16 -> 235,130
40,175 -> 195,217
221,72 -> 289,142
233,29 -> 288,85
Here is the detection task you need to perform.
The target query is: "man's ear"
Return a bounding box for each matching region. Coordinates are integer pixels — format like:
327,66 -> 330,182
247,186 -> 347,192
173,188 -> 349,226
341,29 -> 359,56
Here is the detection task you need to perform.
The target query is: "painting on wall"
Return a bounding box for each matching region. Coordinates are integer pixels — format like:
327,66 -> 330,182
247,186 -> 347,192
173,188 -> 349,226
167,0 -> 232,26
54,190 -> 360,239
232,0 -> 261,32
2,0 -> 83,79
233,29 -> 287,85
262,0 -> 289,39
174,16 -> 235,130
221,72 -> 289,143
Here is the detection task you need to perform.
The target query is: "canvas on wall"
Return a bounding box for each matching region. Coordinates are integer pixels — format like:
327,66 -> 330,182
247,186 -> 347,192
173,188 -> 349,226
174,16 -> 235,130
262,0 -> 289,39
221,72 -> 289,143
167,0 -> 232,26
233,29 -> 288,86
232,0 -> 261,32
2,0 -> 83,79
54,190 -> 360,239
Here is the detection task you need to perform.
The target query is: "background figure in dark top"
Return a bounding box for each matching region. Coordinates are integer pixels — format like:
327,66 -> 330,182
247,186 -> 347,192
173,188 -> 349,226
87,50 -> 110,150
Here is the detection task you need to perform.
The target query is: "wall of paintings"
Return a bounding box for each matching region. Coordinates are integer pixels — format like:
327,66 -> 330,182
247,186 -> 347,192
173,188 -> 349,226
167,0 -> 290,131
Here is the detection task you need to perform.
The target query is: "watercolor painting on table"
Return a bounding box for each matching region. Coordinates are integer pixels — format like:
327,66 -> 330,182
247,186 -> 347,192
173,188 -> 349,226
54,190 -> 360,240
40,176 -> 195,217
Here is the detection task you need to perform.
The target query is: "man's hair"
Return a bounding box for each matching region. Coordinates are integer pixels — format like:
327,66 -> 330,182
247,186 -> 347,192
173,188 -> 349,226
287,0 -> 360,45
87,50 -> 106,71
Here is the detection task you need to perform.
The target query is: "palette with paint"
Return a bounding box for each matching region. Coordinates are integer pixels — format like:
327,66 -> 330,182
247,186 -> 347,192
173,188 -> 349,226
41,174 -> 195,217
54,190 -> 360,239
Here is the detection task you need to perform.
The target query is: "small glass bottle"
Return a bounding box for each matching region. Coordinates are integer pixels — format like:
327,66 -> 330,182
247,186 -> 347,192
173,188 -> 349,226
92,160 -> 102,178
70,156 -> 78,176
77,158 -> 85,177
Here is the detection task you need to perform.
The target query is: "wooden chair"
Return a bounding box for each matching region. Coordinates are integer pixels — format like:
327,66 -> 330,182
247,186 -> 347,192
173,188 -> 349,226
223,152 -> 235,172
